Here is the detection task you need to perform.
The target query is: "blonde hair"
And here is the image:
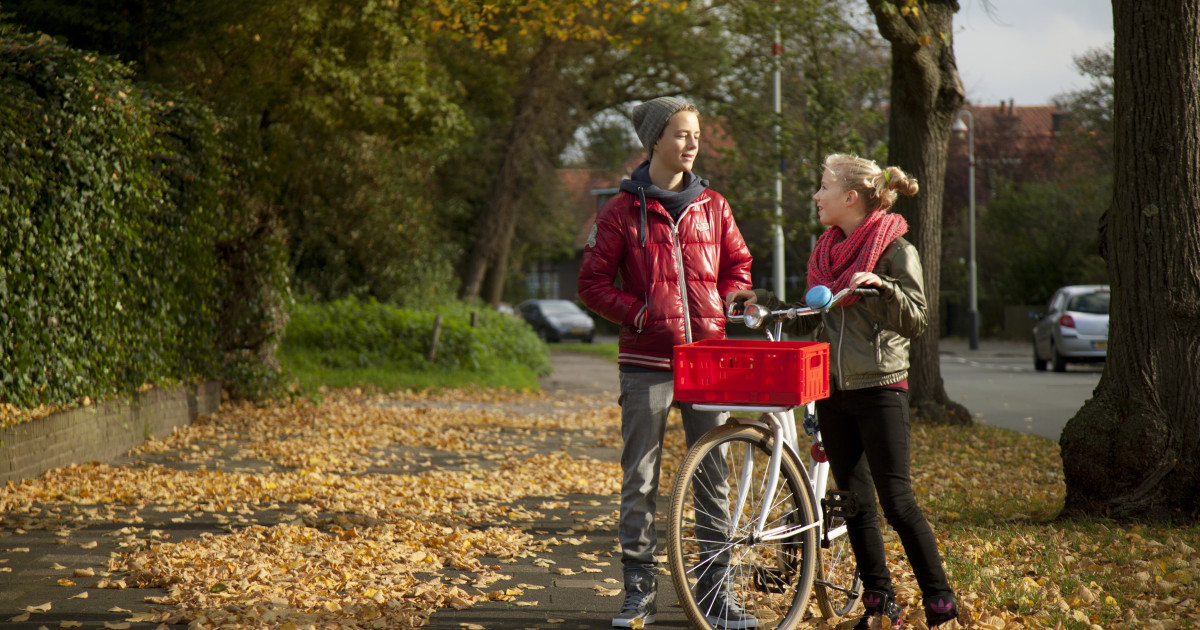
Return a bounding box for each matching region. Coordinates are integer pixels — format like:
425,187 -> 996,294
823,153 -> 918,212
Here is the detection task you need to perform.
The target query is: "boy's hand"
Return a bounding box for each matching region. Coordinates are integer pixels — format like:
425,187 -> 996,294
725,290 -> 757,306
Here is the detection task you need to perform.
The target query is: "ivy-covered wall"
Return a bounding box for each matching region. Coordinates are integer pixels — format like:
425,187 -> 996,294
0,26 -> 284,408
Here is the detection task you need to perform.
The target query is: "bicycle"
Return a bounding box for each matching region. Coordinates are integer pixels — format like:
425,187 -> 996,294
666,286 -> 878,630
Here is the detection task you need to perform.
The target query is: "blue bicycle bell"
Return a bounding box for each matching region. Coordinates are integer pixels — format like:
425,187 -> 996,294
805,285 -> 834,311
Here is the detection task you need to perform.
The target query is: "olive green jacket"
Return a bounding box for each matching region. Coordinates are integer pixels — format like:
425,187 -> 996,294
753,237 -> 927,391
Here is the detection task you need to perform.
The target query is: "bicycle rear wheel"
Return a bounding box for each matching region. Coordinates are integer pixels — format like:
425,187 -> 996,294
666,423 -> 819,630
813,476 -> 863,618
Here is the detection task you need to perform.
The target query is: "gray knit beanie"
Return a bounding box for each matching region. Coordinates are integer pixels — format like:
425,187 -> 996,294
632,97 -> 693,156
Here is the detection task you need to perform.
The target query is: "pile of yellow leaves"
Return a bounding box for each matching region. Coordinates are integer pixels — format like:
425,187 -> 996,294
2,391 -> 627,629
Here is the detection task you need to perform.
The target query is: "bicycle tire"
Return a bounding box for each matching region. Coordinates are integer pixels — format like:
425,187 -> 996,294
666,423 -> 818,630
813,475 -> 863,618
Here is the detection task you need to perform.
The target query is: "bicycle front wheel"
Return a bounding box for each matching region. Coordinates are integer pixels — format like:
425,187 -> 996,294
666,423 -> 819,630
814,475 -> 863,618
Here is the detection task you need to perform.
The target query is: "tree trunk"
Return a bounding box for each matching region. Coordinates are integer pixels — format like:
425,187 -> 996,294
458,40 -> 583,303
868,0 -> 970,425
483,216 -> 517,305
456,58 -> 547,301
1059,0 -> 1200,521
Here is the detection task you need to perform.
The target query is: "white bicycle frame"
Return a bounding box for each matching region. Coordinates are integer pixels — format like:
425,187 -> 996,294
693,401 -> 834,549
696,289 -> 874,552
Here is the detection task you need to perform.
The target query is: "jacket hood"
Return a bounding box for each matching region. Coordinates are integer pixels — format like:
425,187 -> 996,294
619,160 -> 708,214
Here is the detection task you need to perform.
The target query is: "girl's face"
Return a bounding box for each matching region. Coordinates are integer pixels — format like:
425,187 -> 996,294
812,170 -> 863,233
653,111 -> 700,173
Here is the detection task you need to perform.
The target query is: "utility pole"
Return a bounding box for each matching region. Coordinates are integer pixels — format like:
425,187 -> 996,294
952,109 -> 979,350
773,27 -> 785,301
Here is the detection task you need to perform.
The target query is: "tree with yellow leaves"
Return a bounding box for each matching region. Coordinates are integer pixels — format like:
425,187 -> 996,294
412,0 -> 718,303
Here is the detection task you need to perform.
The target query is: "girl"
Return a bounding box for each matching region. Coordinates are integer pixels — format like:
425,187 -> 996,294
727,154 -> 958,628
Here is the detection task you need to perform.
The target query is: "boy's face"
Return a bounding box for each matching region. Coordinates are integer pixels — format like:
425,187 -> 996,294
652,111 -> 700,174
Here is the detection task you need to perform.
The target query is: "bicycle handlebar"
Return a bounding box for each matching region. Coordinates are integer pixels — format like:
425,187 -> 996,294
726,286 -> 881,330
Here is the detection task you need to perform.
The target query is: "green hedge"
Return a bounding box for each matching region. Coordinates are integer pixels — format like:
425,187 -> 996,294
0,27 -> 241,406
281,299 -> 550,377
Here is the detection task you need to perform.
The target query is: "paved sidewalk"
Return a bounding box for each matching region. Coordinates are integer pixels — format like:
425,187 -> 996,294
0,350 -> 692,630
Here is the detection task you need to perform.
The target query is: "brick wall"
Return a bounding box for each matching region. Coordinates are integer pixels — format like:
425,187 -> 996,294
0,381 -> 220,483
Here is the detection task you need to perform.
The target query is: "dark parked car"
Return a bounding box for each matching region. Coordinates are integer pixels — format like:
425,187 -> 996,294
1033,284 -> 1109,372
517,299 -> 596,343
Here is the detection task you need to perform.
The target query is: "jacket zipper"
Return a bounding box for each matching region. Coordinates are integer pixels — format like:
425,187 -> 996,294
674,199 -> 709,344
672,217 -> 692,343
835,308 -> 846,388
872,321 -> 883,365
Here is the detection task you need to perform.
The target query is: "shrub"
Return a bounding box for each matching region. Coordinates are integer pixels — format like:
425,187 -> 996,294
281,299 -> 550,378
1,28 -> 173,405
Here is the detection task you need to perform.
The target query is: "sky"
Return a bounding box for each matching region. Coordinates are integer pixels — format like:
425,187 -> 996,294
953,0 -> 1114,107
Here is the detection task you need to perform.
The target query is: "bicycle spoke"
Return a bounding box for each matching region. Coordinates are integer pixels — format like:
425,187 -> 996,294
667,425 -> 818,630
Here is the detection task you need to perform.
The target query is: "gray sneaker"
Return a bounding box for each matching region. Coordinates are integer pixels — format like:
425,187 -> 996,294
612,569 -> 657,627
696,570 -> 758,629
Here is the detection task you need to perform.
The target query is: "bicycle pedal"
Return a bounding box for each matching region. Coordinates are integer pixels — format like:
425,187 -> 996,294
821,490 -> 859,519
752,566 -> 792,593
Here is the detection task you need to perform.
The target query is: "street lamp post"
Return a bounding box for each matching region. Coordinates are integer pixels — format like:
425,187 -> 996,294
952,110 -> 979,351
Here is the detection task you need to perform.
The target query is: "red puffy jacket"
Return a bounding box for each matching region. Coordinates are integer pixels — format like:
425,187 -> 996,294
578,188 -> 753,370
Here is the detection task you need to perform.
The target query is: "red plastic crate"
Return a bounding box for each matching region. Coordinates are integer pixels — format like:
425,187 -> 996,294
673,339 -> 830,406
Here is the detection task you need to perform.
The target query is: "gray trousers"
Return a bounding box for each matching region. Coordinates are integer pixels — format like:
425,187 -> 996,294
618,370 -> 728,570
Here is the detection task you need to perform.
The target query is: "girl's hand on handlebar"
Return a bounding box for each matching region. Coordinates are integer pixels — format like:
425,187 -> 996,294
849,271 -> 883,289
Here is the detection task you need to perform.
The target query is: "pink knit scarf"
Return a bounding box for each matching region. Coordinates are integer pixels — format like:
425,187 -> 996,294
807,210 -> 908,306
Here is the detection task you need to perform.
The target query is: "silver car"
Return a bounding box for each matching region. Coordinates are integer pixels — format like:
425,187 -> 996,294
1033,285 -> 1110,372
517,299 -> 596,343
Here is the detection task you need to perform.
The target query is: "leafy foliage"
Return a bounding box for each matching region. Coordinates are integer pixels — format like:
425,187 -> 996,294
965,46 -> 1114,323
0,27 -> 229,406
977,178 -> 1108,315
707,2 -> 889,294
145,0 -> 471,305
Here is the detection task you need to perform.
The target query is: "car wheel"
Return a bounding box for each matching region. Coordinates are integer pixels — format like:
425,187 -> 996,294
1034,338 -> 1047,372
585,334 -> 595,344
1052,342 -> 1068,372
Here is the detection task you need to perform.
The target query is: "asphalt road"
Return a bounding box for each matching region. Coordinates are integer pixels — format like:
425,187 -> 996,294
937,338 -> 1103,442
575,335 -> 1104,443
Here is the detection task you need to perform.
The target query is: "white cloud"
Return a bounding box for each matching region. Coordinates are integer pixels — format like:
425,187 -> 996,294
953,0 -> 1113,106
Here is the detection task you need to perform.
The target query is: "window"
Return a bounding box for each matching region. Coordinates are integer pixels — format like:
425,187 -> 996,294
1068,292 -> 1110,315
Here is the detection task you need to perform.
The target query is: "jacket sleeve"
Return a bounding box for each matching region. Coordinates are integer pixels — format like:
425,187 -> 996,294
715,201 -> 753,297
577,203 -> 644,326
876,241 -> 928,339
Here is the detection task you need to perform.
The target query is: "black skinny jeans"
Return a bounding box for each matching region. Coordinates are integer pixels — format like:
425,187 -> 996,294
816,386 -> 952,600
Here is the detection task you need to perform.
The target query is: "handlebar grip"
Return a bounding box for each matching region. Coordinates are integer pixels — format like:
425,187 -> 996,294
852,287 -> 882,297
